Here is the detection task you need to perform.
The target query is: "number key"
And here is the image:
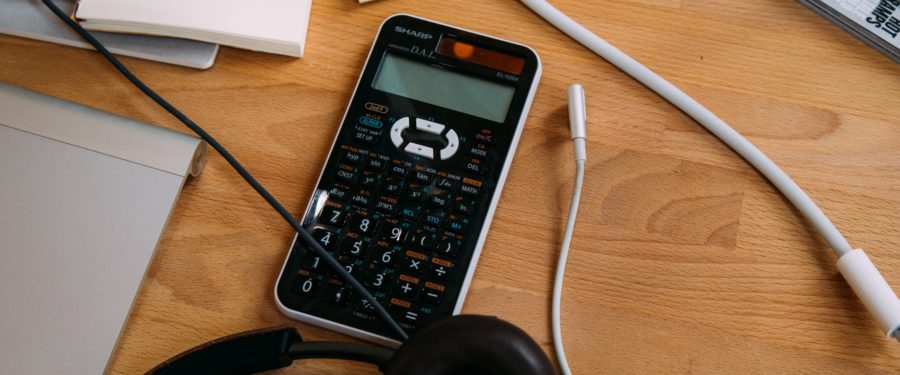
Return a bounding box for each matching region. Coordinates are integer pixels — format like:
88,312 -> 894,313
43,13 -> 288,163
300,252 -> 323,272
348,214 -> 377,235
340,234 -> 371,259
373,244 -> 397,266
363,269 -> 389,291
320,206 -> 347,227
310,228 -> 337,251
296,276 -> 320,296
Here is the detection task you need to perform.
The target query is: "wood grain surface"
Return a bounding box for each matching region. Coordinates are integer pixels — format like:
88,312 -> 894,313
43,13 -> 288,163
2,0 -> 899,373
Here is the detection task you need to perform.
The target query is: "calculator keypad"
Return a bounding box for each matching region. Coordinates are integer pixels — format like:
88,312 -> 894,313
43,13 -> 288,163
281,143 -> 489,337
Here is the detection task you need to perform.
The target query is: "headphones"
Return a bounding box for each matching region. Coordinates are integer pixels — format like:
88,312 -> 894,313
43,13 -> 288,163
147,315 -> 556,375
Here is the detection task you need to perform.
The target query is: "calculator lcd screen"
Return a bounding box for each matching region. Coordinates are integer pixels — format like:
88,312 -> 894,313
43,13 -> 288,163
372,53 -> 515,123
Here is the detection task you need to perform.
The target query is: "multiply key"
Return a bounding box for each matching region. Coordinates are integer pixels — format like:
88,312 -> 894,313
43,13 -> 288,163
404,250 -> 426,274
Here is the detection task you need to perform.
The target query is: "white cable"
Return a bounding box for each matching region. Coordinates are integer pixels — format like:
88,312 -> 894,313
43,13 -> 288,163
519,0 -> 853,257
522,0 -> 900,349
553,84 -> 588,375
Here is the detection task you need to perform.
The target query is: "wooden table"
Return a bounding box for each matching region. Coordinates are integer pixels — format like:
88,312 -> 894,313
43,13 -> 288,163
2,0 -> 899,373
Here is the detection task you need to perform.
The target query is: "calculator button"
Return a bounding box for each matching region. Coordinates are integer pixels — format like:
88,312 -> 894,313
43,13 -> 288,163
453,200 -> 474,215
382,221 -> 409,244
406,184 -> 428,202
421,282 -> 445,305
399,310 -> 422,325
332,259 -> 358,278
366,156 -> 387,170
439,129 -> 460,160
460,183 -> 480,197
435,238 -> 460,258
343,150 -> 363,164
416,118 -> 445,134
468,146 -> 490,159
405,142 -> 435,159
475,131 -> 496,144
390,163 -> 410,176
295,277 -> 320,297
363,270 -> 390,291
399,205 -> 422,220
375,196 -> 398,214
429,194 -> 451,209
310,228 -> 338,251
300,252 -> 324,272
360,171 -> 379,188
350,193 -> 370,207
322,284 -> 352,305
390,117 -> 410,148
328,186 -> 349,201
463,159 -> 484,175
358,116 -> 383,129
395,274 -> 420,298
340,234 -> 371,259
411,231 -> 436,250
336,168 -> 356,183
383,177 -> 405,196
404,250 -> 427,274
348,214 -> 377,235
320,206 -> 347,226
365,102 -> 389,114
414,170 -> 433,184
353,296 -> 377,313
423,210 -> 447,226
429,258 -> 452,280
373,245 -> 398,266
447,217 -> 468,233
435,177 -> 459,192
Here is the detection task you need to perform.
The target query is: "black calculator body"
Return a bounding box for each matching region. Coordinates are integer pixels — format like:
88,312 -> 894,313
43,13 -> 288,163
275,14 -> 541,345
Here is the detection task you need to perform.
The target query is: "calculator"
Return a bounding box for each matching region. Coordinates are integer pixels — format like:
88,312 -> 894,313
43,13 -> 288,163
274,14 -> 541,345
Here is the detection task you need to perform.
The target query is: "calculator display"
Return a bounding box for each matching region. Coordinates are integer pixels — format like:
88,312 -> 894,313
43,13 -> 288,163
275,14 -> 541,345
372,52 -> 516,123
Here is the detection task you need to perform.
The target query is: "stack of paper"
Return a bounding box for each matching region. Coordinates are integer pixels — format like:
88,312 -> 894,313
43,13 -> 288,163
75,0 -> 313,57
798,0 -> 900,62
0,0 -> 218,69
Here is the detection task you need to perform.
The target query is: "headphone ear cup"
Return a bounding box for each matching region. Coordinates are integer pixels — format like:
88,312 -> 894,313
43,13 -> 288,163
384,315 -> 557,375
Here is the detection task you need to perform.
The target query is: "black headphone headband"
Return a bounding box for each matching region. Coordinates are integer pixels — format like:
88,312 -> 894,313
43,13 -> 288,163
147,315 -> 556,375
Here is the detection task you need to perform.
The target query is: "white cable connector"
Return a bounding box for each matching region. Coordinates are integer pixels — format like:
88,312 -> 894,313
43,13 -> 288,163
568,84 -> 587,162
552,84 -> 587,375
837,249 -> 900,340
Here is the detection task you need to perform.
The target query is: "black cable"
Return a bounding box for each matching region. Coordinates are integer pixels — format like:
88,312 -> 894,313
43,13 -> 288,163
39,0 -> 408,341
289,342 -> 394,369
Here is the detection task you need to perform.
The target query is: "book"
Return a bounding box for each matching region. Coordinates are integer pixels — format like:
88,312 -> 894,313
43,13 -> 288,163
798,0 -> 900,62
0,0 -> 218,69
74,0 -> 312,57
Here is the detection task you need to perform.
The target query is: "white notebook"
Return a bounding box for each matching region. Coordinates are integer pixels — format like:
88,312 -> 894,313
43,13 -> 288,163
0,0 -> 218,69
75,0 -> 313,57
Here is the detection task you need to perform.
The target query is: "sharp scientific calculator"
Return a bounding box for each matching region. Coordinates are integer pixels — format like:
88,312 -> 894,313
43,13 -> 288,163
275,14 -> 541,345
